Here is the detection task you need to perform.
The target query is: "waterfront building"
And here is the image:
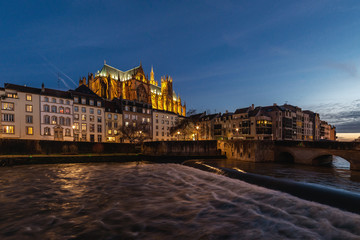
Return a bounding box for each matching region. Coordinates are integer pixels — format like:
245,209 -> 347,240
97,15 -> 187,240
122,99 -> 152,142
69,85 -> 105,142
152,109 -> 179,141
198,113 -> 221,140
40,84 -> 74,141
0,84 -> 41,140
79,63 -> 186,116
104,99 -> 123,142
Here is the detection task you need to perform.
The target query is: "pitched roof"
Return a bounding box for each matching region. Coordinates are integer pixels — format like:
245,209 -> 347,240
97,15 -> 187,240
69,85 -> 102,99
4,83 -> 41,94
41,88 -> 72,99
98,63 -> 143,81
234,107 -> 251,114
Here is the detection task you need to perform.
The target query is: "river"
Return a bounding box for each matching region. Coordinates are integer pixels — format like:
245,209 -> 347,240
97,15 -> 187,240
0,160 -> 360,239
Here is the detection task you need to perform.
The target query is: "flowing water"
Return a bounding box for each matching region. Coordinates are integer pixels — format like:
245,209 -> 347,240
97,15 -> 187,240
199,156 -> 360,194
0,162 -> 360,239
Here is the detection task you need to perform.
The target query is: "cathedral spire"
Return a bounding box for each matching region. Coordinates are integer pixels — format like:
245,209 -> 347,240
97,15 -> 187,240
150,65 -> 155,85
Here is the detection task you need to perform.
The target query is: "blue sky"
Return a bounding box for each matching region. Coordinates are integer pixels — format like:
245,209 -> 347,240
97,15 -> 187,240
1,0 -> 360,132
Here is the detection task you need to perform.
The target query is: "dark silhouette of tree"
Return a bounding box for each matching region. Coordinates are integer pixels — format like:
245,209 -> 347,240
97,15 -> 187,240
118,123 -> 150,143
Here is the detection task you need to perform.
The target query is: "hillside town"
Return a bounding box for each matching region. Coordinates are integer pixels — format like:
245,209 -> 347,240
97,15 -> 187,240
0,62 -> 336,143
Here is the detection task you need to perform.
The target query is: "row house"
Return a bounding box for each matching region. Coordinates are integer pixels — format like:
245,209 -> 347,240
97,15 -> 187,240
122,99 -> 152,141
152,109 -> 180,141
0,84 -> 41,140
69,85 -> 105,143
104,99 -> 123,142
40,84 -> 74,141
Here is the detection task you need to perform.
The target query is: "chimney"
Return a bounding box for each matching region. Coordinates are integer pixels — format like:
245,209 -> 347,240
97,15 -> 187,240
273,103 -> 277,106
41,83 -> 45,93
251,104 -> 254,110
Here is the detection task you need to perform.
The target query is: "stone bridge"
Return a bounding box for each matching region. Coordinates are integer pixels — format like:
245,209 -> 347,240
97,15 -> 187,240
218,140 -> 360,170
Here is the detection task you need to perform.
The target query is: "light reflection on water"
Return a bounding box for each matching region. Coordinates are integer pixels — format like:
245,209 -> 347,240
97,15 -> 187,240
0,162 -> 360,239
202,156 -> 360,194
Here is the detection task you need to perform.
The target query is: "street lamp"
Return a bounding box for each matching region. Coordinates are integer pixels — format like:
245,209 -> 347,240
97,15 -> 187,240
196,125 -> 199,140
72,125 -> 76,141
177,131 -> 180,141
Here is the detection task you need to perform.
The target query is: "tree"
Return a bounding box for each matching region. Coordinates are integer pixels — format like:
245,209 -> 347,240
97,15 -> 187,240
170,110 -> 205,140
118,123 -> 150,143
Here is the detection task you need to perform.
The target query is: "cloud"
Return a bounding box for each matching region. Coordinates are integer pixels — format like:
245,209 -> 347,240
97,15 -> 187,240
326,62 -> 358,78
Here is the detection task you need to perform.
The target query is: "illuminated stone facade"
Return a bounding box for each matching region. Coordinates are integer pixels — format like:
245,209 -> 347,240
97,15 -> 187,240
80,63 -> 186,117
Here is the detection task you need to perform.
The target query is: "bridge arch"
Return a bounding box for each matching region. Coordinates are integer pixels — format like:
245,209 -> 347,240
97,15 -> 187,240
276,151 -> 295,163
311,154 -> 333,166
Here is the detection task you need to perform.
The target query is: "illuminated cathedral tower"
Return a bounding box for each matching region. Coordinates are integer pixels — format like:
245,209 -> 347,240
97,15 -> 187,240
78,62 -> 186,116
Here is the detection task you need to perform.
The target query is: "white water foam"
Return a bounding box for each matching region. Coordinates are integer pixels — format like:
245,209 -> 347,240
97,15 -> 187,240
0,163 -> 359,239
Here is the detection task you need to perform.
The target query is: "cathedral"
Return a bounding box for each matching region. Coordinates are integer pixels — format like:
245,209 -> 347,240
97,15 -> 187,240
78,62 -> 186,116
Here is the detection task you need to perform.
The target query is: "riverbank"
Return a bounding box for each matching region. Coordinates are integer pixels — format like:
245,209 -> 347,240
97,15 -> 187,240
0,154 -> 225,167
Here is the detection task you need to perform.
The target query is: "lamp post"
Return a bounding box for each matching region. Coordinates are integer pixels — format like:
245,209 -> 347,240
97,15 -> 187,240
72,125 -> 76,141
235,128 -> 239,139
196,125 -> 199,140
177,131 -> 180,141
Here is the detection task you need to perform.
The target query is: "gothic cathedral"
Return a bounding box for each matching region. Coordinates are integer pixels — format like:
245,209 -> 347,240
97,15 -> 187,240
78,62 -> 186,116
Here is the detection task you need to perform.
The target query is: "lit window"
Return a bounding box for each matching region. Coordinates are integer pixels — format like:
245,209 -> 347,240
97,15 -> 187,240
74,114 -> 79,120
26,105 -> 33,113
26,127 -> 33,135
26,94 -> 32,101
59,107 -> 64,114
108,130 -> 112,135
65,129 -> 71,136
81,123 -> 87,131
2,102 -> 14,111
114,130 -> 118,135
125,122 -> 129,127
2,125 -> 14,134
90,115 -> 94,122
74,122 -> 79,130
51,116 -> 57,124
44,127 -> 51,135
82,115 -> 86,121
65,107 -> 70,114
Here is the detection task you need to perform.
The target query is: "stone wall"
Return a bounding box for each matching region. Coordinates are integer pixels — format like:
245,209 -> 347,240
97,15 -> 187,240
142,140 -> 219,156
0,139 -> 137,155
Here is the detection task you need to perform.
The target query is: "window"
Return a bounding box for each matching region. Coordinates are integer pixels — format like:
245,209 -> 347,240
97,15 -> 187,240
44,127 -> 51,135
65,118 -> 71,126
132,115 -> 137,120
97,117 -> 102,123
44,115 -> 50,124
97,109 -> 101,115
74,106 -> 79,112
125,122 -> 129,127
108,122 -> 112,128
97,125 -> 102,133
90,115 -> 94,122
90,108 -> 94,114
44,97 -> 49,102
43,105 -> 49,112
66,100 -> 70,105
114,122 -> 118,128
90,100 -> 94,106
81,123 -> 87,131
114,114 -> 118,120
59,117 -> 65,125
133,107 -> 136,112
52,98 -> 56,103
156,126 -> 158,130
125,106 -> 129,111
2,125 -> 14,134
6,93 -> 18,98
60,99 -> 64,104
59,107 -> 64,114
97,135 -> 102,142
51,106 -> 57,113
108,114 -> 112,119
26,127 -> 33,135
142,109 -> 146,114
81,107 -> 86,113
2,102 -> 14,111
97,101 -> 101,107
51,116 -> 57,124
81,98 -> 86,104
90,124 -> 95,132
108,130 -> 112,135
65,107 -> 70,114
156,131 -> 158,136
124,114 -> 129,119
147,109 -> 151,114
26,94 -> 32,101
74,97 -> 79,103
114,130 -> 118,135
74,122 -> 79,130
2,114 -> 14,122
65,129 -> 71,136
26,115 -> 33,123
74,114 -> 79,120
81,114 -> 86,121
